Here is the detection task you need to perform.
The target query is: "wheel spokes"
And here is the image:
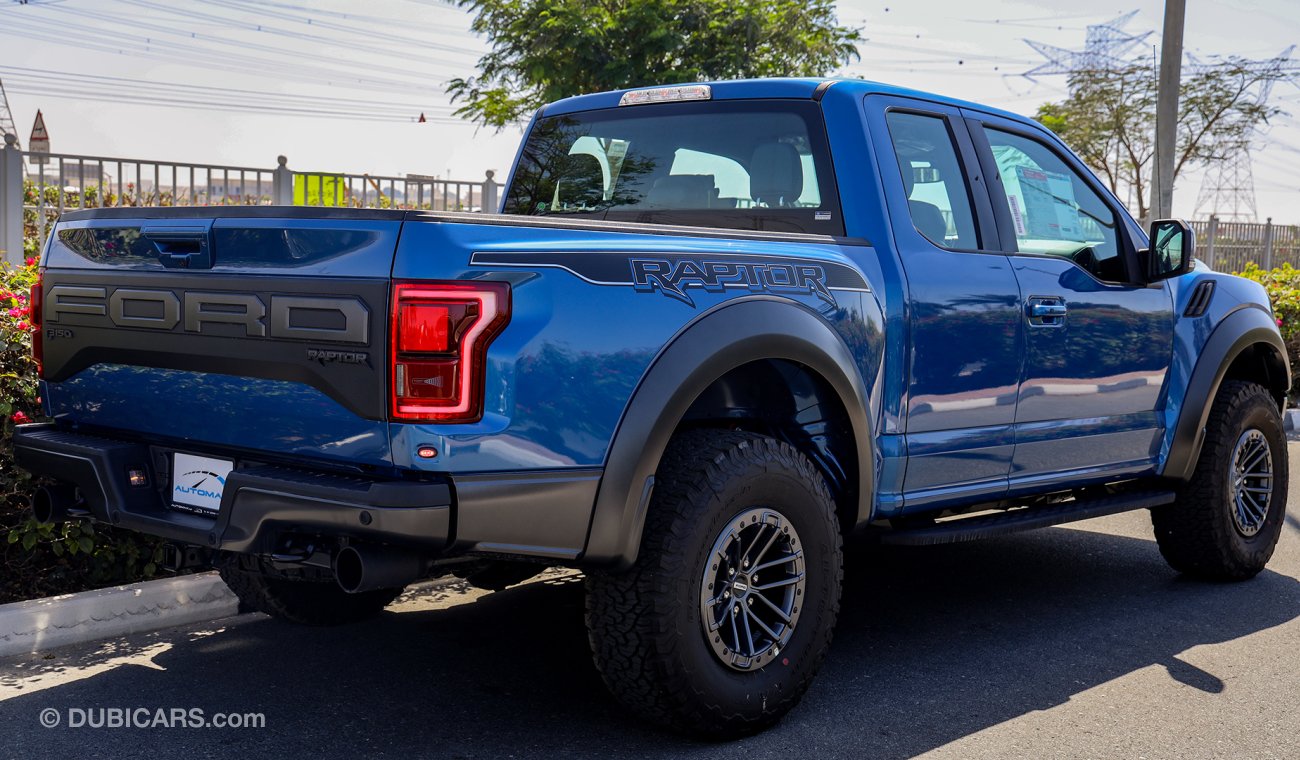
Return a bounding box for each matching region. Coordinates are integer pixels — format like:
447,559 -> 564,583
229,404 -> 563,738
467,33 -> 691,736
752,590 -> 792,623
751,549 -> 802,575
744,604 -> 782,642
752,572 -> 805,591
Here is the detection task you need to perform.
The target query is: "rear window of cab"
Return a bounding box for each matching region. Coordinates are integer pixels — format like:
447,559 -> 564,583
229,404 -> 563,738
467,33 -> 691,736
502,100 -> 845,236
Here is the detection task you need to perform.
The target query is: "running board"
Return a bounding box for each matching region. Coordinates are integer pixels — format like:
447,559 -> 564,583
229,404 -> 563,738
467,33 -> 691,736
880,489 -> 1177,546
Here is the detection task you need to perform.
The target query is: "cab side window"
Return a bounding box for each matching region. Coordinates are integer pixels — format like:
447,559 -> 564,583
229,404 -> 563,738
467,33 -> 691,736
884,112 -> 979,250
982,128 -> 1124,281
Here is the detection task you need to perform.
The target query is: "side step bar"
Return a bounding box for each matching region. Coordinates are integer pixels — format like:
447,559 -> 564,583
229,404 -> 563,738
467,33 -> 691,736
880,489 -> 1177,547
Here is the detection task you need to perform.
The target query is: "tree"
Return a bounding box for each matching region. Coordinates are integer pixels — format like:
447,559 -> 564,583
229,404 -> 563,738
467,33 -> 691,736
448,0 -> 862,129
1035,55 -> 1287,221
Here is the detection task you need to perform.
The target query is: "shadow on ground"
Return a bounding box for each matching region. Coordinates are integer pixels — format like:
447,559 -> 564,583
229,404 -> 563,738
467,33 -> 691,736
1,524 -> 1297,759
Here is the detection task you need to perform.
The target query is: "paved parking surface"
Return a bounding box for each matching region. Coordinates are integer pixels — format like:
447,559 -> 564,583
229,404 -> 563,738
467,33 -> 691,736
2,446 -> 1299,759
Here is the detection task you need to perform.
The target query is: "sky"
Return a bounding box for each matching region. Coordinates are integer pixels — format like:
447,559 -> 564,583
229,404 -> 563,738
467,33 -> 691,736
1,0 -> 1297,222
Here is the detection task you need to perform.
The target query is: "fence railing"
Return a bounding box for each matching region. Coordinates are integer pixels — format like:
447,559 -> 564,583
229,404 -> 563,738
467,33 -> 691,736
1191,217 -> 1300,274
0,133 -> 499,264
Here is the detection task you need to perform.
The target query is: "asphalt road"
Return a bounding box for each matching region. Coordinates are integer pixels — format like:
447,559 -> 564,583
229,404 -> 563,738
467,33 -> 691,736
3,448 -> 1300,759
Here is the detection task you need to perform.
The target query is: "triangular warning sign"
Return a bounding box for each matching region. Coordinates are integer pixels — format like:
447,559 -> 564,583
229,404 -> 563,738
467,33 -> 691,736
29,109 -> 49,165
418,112 -> 427,123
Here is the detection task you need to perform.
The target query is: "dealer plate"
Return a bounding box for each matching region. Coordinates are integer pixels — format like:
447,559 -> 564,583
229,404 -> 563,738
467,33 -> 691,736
170,452 -> 234,514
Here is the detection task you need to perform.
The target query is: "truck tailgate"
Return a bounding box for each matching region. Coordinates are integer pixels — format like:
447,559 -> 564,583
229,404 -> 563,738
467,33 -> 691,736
40,210 -> 402,470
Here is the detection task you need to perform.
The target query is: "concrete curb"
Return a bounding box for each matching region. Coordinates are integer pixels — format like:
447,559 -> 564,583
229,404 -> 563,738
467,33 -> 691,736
0,571 -> 238,658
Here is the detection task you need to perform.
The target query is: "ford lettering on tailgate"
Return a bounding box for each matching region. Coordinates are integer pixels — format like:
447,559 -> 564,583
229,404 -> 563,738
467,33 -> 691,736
44,286 -> 370,345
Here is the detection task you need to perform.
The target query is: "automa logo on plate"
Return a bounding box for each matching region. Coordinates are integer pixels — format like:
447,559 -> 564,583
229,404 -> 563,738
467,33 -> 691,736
174,470 -> 225,502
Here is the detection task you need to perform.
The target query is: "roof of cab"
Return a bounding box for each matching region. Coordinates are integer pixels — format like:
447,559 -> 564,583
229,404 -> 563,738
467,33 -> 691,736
539,77 -> 1037,128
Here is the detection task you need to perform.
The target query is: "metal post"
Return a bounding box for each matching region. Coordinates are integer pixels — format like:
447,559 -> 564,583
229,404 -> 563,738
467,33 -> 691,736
482,169 -> 499,213
1147,0 -> 1185,227
1205,215 -> 1218,269
0,133 -> 23,265
1263,217 -> 1274,270
272,155 -> 294,205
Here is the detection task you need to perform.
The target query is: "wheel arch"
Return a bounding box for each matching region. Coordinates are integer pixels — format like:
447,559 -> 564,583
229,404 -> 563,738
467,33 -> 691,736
582,297 -> 875,568
1163,304 -> 1290,482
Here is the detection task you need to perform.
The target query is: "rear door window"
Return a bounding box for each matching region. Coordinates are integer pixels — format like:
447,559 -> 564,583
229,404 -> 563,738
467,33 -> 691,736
884,111 -> 979,250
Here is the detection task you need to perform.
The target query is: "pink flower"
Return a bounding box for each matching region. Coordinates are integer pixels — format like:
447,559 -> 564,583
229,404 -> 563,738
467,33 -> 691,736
16,321 -> 29,331
12,411 -> 29,424
7,308 -> 19,318
24,257 -> 35,267
1277,318 -> 1284,327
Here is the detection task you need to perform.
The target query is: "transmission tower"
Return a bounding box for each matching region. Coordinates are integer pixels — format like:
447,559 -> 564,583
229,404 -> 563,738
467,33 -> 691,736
1192,47 -> 1295,220
1023,11 -> 1152,79
0,78 -> 20,148
1026,14 -> 1295,222
1194,151 -> 1257,221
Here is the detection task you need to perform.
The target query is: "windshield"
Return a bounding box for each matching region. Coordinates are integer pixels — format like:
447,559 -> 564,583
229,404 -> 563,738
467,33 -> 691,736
502,100 -> 844,236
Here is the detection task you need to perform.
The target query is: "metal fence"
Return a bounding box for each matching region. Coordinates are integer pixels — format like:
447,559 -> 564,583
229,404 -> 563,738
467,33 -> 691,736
0,133 -> 499,264
1191,217 -> 1300,274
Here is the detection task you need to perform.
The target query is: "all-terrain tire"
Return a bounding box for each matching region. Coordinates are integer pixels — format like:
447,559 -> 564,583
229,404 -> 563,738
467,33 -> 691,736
585,429 -> 843,739
219,557 -> 403,626
1152,380 -> 1288,581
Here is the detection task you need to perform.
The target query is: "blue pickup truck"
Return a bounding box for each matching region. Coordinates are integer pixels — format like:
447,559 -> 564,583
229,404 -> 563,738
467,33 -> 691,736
15,78 -> 1290,737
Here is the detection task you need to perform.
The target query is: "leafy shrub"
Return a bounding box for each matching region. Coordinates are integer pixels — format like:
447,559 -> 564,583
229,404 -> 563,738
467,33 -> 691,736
1236,263 -> 1300,398
0,260 -> 164,604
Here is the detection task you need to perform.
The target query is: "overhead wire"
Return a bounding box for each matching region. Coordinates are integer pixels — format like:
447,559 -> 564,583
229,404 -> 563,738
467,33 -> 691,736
31,2 -> 472,82
114,0 -> 479,71
197,0 -> 485,57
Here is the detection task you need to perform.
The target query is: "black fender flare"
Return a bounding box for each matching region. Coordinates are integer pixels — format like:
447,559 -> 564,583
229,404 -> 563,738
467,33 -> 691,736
1162,304 -> 1290,481
582,296 -> 875,568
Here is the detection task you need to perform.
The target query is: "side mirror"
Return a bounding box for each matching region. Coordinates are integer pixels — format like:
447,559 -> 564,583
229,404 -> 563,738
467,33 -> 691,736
1144,218 -> 1195,282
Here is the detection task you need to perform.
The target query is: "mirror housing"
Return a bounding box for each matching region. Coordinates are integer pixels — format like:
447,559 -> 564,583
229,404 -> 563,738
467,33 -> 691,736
1144,218 -> 1195,282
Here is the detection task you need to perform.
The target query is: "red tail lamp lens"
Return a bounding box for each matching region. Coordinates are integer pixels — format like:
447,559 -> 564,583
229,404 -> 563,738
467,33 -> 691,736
390,281 -> 509,423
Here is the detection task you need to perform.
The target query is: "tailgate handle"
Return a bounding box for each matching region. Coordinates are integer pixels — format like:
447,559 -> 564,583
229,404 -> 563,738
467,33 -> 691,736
142,226 -> 213,269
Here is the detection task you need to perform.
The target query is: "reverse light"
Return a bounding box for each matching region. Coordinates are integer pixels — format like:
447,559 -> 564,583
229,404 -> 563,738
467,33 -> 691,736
618,85 -> 712,107
391,281 -> 510,423
30,272 -> 43,378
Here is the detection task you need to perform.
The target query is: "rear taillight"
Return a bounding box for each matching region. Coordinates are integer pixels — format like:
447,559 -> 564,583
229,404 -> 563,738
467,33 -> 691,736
30,272 -> 43,378
391,281 -> 510,423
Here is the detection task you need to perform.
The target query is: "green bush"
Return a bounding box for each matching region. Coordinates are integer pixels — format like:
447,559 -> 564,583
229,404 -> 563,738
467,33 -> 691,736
1236,263 -> 1300,398
0,260 -> 164,604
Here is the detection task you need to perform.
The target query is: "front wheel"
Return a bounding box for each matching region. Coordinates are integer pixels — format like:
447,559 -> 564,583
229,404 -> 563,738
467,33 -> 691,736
585,430 -> 843,738
1152,380 -> 1289,581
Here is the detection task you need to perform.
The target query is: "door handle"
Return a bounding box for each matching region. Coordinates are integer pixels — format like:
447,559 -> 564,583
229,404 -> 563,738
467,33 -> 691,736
142,226 -> 213,269
1027,298 -> 1067,326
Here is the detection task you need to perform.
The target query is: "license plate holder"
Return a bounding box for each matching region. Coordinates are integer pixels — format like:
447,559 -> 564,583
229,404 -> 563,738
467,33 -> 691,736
170,452 -> 234,515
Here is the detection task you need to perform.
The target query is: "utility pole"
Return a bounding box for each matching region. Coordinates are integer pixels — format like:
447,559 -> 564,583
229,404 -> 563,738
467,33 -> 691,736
1147,0 -> 1185,226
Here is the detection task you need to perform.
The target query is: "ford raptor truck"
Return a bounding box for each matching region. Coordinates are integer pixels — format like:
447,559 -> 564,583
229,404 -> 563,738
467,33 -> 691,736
14,79 -> 1290,738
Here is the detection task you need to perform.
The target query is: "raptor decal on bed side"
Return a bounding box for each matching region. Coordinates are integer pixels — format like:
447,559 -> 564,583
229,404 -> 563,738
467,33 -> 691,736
468,250 -> 870,308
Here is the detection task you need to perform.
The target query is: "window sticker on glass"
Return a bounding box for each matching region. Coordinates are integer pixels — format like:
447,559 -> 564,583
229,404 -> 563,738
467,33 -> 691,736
1004,165 -> 1082,241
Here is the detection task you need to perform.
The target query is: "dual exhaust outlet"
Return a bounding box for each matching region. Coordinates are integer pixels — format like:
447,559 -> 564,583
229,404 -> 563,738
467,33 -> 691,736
30,486 -> 425,595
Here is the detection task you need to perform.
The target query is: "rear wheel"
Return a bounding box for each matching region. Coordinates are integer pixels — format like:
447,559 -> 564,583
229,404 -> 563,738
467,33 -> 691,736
1152,380 -> 1288,581
219,557 -> 403,626
585,430 -> 843,738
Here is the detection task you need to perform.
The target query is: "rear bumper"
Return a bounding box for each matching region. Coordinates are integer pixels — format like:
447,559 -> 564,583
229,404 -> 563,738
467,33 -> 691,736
12,424 -> 451,554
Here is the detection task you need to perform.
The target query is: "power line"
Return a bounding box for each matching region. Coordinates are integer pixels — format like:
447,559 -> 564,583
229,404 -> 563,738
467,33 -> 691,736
0,24 -> 446,96
24,2 -> 468,83
0,65 -> 455,117
0,11 -> 458,96
114,0 -> 478,71
1,80 -> 466,124
197,0 -> 484,57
